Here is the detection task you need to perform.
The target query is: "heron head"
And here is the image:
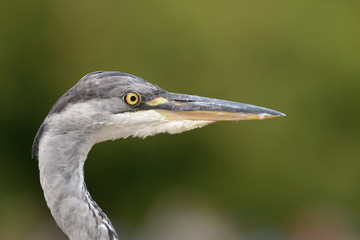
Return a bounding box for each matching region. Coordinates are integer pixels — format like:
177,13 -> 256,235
33,71 -> 285,156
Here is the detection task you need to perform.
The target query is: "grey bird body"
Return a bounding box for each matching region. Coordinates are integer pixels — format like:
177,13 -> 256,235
33,71 -> 284,240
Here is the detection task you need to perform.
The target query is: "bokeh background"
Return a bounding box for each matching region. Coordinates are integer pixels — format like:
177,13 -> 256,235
1,0 -> 359,239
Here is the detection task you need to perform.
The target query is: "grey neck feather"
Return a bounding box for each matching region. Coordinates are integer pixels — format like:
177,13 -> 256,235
38,128 -> 119,240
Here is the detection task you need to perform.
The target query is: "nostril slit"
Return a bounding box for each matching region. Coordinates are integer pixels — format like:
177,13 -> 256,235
174,99 -> 193,103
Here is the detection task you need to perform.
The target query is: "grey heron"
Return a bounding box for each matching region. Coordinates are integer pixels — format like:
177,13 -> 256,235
32,71 -> 285,240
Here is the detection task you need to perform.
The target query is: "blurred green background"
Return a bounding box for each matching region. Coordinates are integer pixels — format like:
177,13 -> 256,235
1,0 -> 359,239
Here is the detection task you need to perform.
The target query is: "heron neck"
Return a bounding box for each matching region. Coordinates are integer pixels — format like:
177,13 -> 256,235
38,133 -> 119,240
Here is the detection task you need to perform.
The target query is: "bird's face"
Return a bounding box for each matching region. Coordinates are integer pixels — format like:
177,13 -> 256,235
70,72 -> 285,143
34,71 -> 284,149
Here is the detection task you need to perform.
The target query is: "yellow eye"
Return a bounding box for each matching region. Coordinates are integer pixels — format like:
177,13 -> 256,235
125,92 -> 140,106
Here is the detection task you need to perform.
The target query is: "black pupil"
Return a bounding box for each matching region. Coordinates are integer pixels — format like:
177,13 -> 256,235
130,95 -> 137,102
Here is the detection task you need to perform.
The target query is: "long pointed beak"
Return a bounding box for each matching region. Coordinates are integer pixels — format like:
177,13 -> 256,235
145,92 -> 285,121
